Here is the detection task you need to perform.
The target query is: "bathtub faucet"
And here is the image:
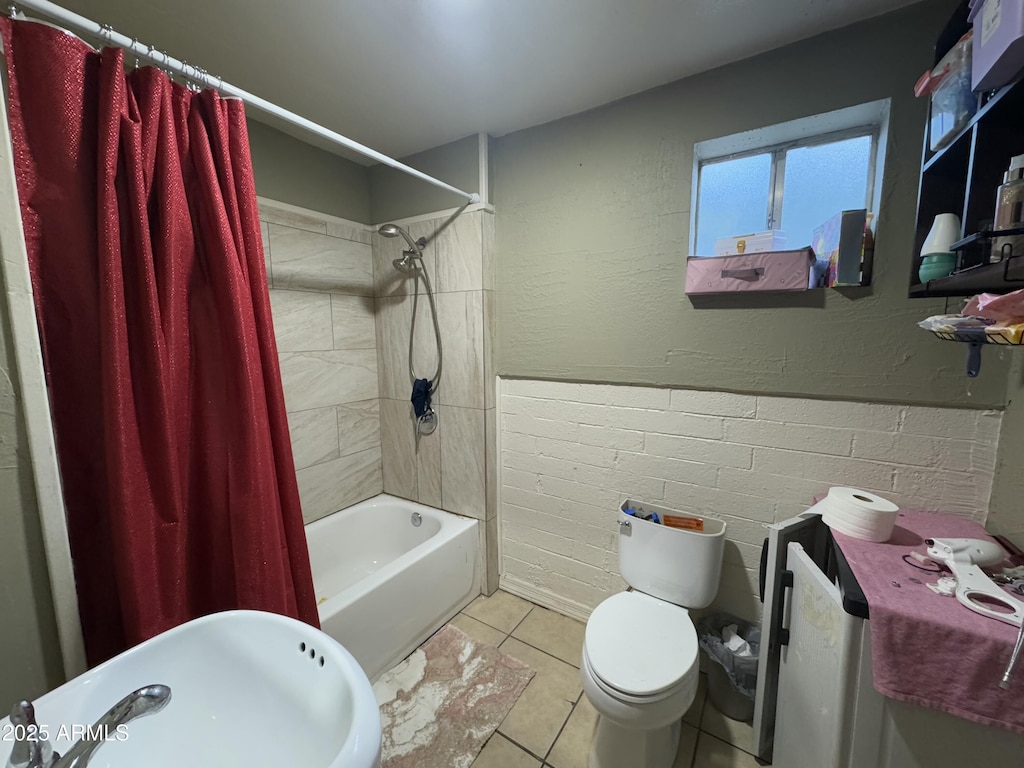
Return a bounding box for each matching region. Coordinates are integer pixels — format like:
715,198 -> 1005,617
7,684 -> 171,768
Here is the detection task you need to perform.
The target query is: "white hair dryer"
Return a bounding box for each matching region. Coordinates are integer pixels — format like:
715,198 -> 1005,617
926,537 -> 1007,569
925,537 -> 1019,625
926,537 -> 1024,688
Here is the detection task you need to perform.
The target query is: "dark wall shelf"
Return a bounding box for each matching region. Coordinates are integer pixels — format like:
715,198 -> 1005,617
920,81 -> 1015,174
909,76 -> 1024,298
910,255 -> 1024,297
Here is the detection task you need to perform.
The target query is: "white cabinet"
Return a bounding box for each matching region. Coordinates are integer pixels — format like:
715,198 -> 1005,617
772,542 -> 860,768
755,517 -> 1024,768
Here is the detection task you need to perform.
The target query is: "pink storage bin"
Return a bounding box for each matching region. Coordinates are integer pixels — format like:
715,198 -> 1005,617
684,248 -> 817,295
969,0 -> 1024,90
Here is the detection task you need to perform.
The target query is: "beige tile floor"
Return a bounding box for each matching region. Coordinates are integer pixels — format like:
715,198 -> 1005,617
438,590 -> 767,768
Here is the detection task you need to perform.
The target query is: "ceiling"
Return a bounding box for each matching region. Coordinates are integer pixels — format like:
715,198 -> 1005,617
54,0 -> 921,163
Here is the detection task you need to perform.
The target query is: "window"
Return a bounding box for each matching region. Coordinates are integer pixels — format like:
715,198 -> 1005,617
691,101 -> 890,256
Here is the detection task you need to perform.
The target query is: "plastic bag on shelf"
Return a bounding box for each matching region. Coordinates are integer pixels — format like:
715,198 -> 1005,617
964,290 -> 1024,324
917,314 -> 993,332
914,31 -> 976,152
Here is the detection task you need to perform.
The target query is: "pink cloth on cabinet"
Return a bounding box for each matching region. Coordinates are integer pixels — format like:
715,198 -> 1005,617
831,510 -> 1024,735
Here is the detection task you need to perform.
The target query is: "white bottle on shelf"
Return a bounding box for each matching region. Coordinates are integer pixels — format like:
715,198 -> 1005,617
921,213 -> 961,256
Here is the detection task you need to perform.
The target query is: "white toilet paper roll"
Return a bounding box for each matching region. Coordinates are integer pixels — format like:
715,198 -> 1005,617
820,487 -> 899,542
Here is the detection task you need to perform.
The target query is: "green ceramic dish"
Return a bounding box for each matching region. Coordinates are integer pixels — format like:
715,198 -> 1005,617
919,252 -> 956,282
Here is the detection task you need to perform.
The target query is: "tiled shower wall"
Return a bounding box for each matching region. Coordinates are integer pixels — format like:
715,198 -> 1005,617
373,209 -> 499,591
257,198 -> 498,590
259,199 -> 382,524
498,378 -> 1003,623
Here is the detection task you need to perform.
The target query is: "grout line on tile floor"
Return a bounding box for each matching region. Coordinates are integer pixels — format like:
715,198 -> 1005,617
476,732 -> 498,757
541,697 -> 578,765
497,730 -> 548,763
462,602 -> 534,636
703,731 -> 733,751
502,634 -> 582,671
455,610 -> 511,641
507,605 -> 535,635
516,638 -> 581,671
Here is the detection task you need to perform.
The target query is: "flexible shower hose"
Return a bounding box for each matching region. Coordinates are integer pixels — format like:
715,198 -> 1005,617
407,259 -> 442,397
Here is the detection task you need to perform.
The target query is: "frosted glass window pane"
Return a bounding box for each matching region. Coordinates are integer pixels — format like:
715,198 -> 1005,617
779,136 -> 871,249
695,153 -> 771,256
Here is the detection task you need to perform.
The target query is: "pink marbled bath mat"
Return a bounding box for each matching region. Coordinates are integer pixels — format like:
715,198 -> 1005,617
373,624 -> 534,768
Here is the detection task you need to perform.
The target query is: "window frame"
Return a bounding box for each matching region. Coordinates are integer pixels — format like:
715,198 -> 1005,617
690,100 -> 890,256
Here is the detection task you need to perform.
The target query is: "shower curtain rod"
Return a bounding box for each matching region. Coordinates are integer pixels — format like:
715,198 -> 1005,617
8,0 -> 481,204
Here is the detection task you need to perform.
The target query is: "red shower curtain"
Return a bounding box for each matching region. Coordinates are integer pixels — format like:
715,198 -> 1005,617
1,19 -> 319,666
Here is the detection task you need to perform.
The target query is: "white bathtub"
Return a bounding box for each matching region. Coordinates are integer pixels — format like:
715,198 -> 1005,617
305,494 -> 479,680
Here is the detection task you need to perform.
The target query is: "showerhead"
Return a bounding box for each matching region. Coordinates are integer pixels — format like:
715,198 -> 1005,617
378,222 -> 424,273
378,223 -> 422,252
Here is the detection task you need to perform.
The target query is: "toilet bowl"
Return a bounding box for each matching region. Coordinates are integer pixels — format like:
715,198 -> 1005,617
581,591 -> 699,768
581,505 -> 726,768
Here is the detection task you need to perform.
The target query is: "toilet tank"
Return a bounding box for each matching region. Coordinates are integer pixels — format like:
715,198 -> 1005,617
618,500 -> 726,608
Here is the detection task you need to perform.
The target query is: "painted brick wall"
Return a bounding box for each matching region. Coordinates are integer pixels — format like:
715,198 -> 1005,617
498,379 -> 1002,622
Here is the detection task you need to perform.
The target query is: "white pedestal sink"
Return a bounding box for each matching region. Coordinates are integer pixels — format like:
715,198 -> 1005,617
0,610 -> 381,768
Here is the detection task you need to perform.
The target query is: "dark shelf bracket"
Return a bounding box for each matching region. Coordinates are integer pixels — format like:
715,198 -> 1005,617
950,226 -> 1024,251
967,340 -> 983,378
1005,253 -> 1024,283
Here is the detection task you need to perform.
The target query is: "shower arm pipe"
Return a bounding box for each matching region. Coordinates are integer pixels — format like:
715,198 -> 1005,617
7,0 -> 481,205
419,198 -> 473,248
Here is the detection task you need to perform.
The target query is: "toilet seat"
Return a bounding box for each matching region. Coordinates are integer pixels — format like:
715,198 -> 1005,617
583,646 -> 687,705
584,591 -> 698,698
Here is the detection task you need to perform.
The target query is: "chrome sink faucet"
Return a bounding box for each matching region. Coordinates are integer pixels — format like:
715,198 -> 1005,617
6,684 -> 171,768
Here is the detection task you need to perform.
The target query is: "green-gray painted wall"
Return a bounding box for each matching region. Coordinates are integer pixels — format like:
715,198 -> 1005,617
491,1 -> 1007,408
0,283 -> 63,703
246,119 -> 371,223
368,134 -> 481,223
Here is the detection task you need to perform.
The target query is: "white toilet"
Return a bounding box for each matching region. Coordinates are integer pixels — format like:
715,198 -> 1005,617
581,502 -> 726,768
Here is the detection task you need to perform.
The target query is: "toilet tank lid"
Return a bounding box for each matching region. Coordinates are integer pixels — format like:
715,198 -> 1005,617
585,592 -> 698,696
